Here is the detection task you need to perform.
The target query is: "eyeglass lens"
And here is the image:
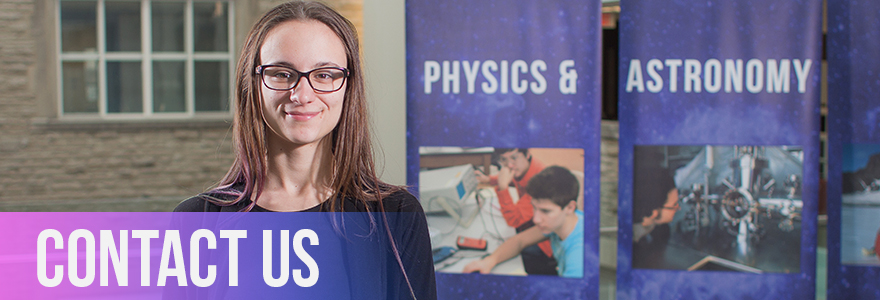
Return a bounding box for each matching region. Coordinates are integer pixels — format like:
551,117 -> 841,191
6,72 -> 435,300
261,66 -> 346,92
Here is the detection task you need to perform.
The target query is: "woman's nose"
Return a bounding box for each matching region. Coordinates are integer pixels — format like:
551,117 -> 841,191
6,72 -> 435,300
290,77 -> 315,104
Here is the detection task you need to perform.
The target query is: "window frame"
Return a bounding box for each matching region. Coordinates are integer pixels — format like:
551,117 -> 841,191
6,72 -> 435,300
56,0 -> 236,121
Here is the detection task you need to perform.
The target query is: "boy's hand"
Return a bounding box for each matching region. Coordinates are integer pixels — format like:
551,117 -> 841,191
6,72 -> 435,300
496,167 -> 513,189
474,169 -> 490,184
462,258 -> 495,274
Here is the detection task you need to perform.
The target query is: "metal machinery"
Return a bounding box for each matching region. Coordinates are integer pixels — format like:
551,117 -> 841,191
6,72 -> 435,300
674,146 -> 803,254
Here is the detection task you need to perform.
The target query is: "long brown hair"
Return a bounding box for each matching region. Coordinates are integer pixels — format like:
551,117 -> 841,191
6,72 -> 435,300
209,1 -> 402,212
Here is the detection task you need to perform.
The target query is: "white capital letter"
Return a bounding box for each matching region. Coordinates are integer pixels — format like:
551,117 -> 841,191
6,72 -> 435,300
646,59 -> 664,93
190,229 -> 216,287
481,60 -> 498,94
724,59 -> 743,93
746,59 -> 764,93
100,230 -> 129,286
158,230 -> 187,287
684,59 -> 702,93
500,60 -> 509,94
221,230 -> 247,286
529,60 -> 547,94
665,59 -> 683,92
625,59 -> 644,93
263,230 -> 289,287
423,61 -> 440,94
766,59 -> 791,93
442,61 -> 460,94
68,229 -> 96,287
462,61 -> 480,94
794,59 -> 812,93
132,230 -> 158,286
292,229 -> 319,287
37,229 -> 64,287
704,59 -> 722,93
510,60 -> 529,94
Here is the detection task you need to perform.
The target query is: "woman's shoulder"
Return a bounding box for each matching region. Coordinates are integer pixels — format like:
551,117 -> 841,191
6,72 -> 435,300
380,189 -> 424,213
173,186 -> 247,212
174,195 -> 222,212
341,188 -> 423,213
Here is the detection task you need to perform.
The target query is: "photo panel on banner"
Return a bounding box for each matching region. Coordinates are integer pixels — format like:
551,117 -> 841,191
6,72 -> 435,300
827,0 -> 880,298
617,0 -> 821,299
406,0 -> 601,298
632,145 -> 804,274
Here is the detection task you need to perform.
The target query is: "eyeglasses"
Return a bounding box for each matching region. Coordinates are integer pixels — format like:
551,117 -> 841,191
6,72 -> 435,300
256,65 -> 349,93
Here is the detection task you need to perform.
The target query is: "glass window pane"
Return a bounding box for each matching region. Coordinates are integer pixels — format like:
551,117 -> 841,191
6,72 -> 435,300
153,61 -> 186,113
107,61 -> 143,113
152,2 -> 184,52
193,2 -> 228,52
60,1 -> 97,52
62,61 -> 99,113
194,61 -> 229,112
105,1 -> 141,52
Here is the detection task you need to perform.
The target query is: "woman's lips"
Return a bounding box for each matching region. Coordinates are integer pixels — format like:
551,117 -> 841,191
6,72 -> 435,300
286,110 -> 320,121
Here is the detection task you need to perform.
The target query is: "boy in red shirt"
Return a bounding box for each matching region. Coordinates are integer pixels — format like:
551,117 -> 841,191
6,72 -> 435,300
475,148 -> 556,275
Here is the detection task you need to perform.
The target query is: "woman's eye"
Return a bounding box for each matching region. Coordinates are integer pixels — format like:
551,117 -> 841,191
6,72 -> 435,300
314,72 -> 333,80
273,72 -> 292,79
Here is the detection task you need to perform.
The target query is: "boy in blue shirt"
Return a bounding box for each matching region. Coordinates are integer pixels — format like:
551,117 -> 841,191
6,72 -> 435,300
463,166 -> 584,277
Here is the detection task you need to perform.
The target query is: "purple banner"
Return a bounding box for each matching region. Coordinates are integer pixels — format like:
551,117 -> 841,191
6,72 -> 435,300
826,0 -> 880,298
618,0 -> 822,299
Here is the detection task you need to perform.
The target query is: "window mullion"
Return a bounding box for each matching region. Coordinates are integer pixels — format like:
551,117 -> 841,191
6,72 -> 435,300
55,2 -> 64,117
185,0 -> 194,116
97,0 -> 107,117
142,0 -> 152,116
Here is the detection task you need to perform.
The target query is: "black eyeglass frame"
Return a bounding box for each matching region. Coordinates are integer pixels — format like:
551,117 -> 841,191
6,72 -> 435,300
255,64 -> 350,93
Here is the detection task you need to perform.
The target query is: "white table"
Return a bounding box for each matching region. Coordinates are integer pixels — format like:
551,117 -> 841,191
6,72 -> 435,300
427,187 -> 527,275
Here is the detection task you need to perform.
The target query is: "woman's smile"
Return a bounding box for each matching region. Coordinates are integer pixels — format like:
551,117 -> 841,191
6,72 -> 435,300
285,109 -> 321,121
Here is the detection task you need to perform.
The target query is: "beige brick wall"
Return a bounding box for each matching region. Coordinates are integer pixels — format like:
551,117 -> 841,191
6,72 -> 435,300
0,0 -> 363,210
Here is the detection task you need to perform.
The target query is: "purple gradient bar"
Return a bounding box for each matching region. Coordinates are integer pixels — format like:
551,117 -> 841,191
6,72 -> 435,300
0,212 -> 420,300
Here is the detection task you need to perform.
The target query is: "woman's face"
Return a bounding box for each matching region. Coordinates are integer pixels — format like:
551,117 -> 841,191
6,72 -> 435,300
258,20 -> 347,148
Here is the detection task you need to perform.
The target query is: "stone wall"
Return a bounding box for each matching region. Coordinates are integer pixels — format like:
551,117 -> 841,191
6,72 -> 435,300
600,120 -> 619,228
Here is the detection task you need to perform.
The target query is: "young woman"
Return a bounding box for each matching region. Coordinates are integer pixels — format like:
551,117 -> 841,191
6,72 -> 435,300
174,1 -> 435,298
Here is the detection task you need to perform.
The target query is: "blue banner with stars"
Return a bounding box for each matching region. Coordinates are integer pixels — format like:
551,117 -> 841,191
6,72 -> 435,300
406,0 -> 601,298
617,0 -> 821,299
827,0 -> 880,299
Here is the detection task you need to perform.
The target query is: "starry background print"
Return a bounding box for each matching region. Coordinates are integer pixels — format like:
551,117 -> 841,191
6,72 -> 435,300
617,0 -> 822,299
826,0 -> 880,299
406,0 -> 601,298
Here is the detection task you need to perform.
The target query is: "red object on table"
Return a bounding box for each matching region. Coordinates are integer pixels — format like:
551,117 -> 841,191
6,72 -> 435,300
875,228 -> 880,258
